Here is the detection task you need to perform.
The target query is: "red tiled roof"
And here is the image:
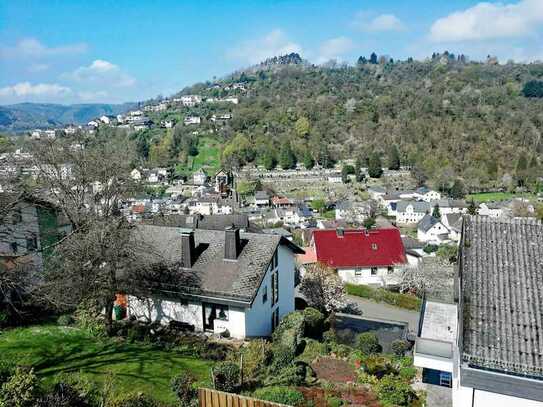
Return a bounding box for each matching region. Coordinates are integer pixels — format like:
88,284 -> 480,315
296,247 -> 317,265
313,228 -> 407,268
271,196 -> 291,205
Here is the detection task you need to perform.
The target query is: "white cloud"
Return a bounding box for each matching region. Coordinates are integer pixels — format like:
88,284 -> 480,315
63,59 -> 136,87
0,82 -> 72,101
317,37 -> 355,63
430,0 -> 543,42
1,38 -> 87,59
352,12 -> 405,32
227,29 -> 302,64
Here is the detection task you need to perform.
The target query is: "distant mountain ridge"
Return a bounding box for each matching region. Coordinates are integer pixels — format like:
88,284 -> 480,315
0,102 -> 137,133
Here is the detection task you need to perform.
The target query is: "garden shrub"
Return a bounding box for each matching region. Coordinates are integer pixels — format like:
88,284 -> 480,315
345,284 -> 421,311
399,367 -> 417,382
241,339 -> 272,382
362,356 -> 395,379
297,339 -> 328,363
391,340 -> 410,357
213,362 -> 240,393
302,307 -> 325,339
330,344 -> 353,359
264,362 -> 314,387
37,382 -> 91,407
335,328 -> 356,345
0,367 -> 41,407
356,332 -> 382,355
171,372 -> 197,407
0,361 -> 15,387
272,312 -> 305,348
57,314 -> 75,327
106,392 -> 167,407
375,375 -> 417,406
253,386 -> 305,406
322,329 -> 337,345
326,396 -> 344,407
270,346 -> 296,373
74,302 -> 106,337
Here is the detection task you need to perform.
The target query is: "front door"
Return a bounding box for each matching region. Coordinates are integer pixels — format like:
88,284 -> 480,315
202,302 -> 215,331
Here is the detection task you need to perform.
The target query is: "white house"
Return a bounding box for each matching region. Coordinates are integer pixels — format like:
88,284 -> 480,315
417,214 -> 450,244
396,200 -> 431,224
415,187 -> 442,202
184,116 -> 201,125
254,191 -> 270,207
193,169 -> 207,185
99,115 -> 111,124
415,217 -> 543,407
311,228 -> 409,287
126,226 -> 304,339
335,200 -> 371,223
478,202 -> 505,218
131,169 -> 142,181
442,213 -> 463,242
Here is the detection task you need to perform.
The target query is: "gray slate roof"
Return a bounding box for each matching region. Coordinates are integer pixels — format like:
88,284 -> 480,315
460,216 -> 543,379
147,213 -> 257,232
396,200 -> 431,214
417,214 -> 440,232
134,225 -> 302,303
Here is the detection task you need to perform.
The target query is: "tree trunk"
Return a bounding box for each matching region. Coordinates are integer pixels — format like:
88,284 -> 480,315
104,299 -> 114,336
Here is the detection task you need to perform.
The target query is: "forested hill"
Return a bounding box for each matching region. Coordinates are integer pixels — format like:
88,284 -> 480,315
0,102 -> 136,132
168,54 -> 543,191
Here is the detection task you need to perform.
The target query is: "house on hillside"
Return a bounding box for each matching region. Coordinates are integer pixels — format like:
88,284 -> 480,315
478,202 -> 506,218
396,200 -> 431,224
417,214 -> 450,244
254,191 -> 270,207
415,187 -> 442,202
147,213 -> 257,232
442,213 -> 463,241
414,216 -> 543,406
193,169 -> 208,186
310,228 -> 409,286
126,226 -> 304,338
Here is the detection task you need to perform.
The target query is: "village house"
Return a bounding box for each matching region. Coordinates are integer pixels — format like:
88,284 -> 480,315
396,200 -> 431,224
309,228 -> 410,287
367,186 -> 387,201
414,216 -> 543,406
214,169 -> 231,196
477,202 -> 506,218
415,187 -> 442,202
147,213 -> 256,232
126,225 -> 304,339
254,191 -> 270,207
441,213 -> 463,242
417,214 -> 450,244
335,200 -> 371,223
184,116 -> 201,125
193,169 -> 208,186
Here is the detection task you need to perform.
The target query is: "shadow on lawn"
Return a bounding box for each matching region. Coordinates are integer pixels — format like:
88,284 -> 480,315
8,332 -> 202,385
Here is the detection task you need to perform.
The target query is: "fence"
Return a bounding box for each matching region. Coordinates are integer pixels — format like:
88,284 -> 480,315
198,388 -> 290,407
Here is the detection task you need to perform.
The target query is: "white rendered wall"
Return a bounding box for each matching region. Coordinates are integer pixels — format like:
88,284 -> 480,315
338,267 -> 394,286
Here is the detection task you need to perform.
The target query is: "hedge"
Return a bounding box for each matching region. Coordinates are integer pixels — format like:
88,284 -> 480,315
345,284 -> 421,311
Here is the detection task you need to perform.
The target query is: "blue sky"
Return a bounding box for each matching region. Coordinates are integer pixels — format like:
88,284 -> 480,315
1,0 -> 542,105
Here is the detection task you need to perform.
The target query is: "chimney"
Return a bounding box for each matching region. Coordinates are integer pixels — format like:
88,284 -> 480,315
179,228 -> 195,268
336,228 -> 344,238
225,225 -> 241,260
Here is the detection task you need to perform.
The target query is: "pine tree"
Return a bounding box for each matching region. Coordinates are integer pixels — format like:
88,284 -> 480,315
368,153 -> 383,178
450,179 -> 465,199
516,152 -> 528,186
279,142 -> 296,169
432,204 -> 441,219
303,150 -> 315,170
387,145 -> 401,170
467,200 -> 478,215
370,52 -> 378,65
262,149 -> 276,170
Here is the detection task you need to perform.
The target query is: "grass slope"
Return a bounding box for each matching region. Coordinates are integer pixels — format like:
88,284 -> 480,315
466,191 -> 537,203
176,136 -> 221,176
0,326 -> 214,403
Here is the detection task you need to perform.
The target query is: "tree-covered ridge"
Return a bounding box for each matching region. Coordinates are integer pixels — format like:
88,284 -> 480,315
170,57 -> 543,191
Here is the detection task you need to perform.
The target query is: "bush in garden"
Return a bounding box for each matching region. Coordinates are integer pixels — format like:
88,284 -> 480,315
302,308 -> 326,339
57,314 -> 75,327
322,329 -> 337,345
391,340 -> 410,357
272,312 -> 305,348
362,355 -> 396,379
171,372 -> 196,407
212,362 -> 240,393
264,362 -> 315,387
74,302 -> 106,337
270,345 -> 297,373
0,361 -> 15,387
375,375 -> 417,406
241,339 -> 273,382
0,367 -> 41,407
253,386 -> 305,406
36,382 -> 91,407
53,373 -> 100,406
326,396 -> 344,407
106,392 -> 167,407
297,339 -> 328,363
399,367 -> 417,382
356,332 -> 382,355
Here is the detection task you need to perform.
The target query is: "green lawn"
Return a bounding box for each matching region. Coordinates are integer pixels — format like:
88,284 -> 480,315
176,136 -> 221,176
345,284 -> 422,311
466,191 -> 537,203
0,326 -> 214,403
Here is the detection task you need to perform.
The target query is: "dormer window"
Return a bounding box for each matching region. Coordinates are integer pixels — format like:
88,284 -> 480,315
371,243 -> 378,250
